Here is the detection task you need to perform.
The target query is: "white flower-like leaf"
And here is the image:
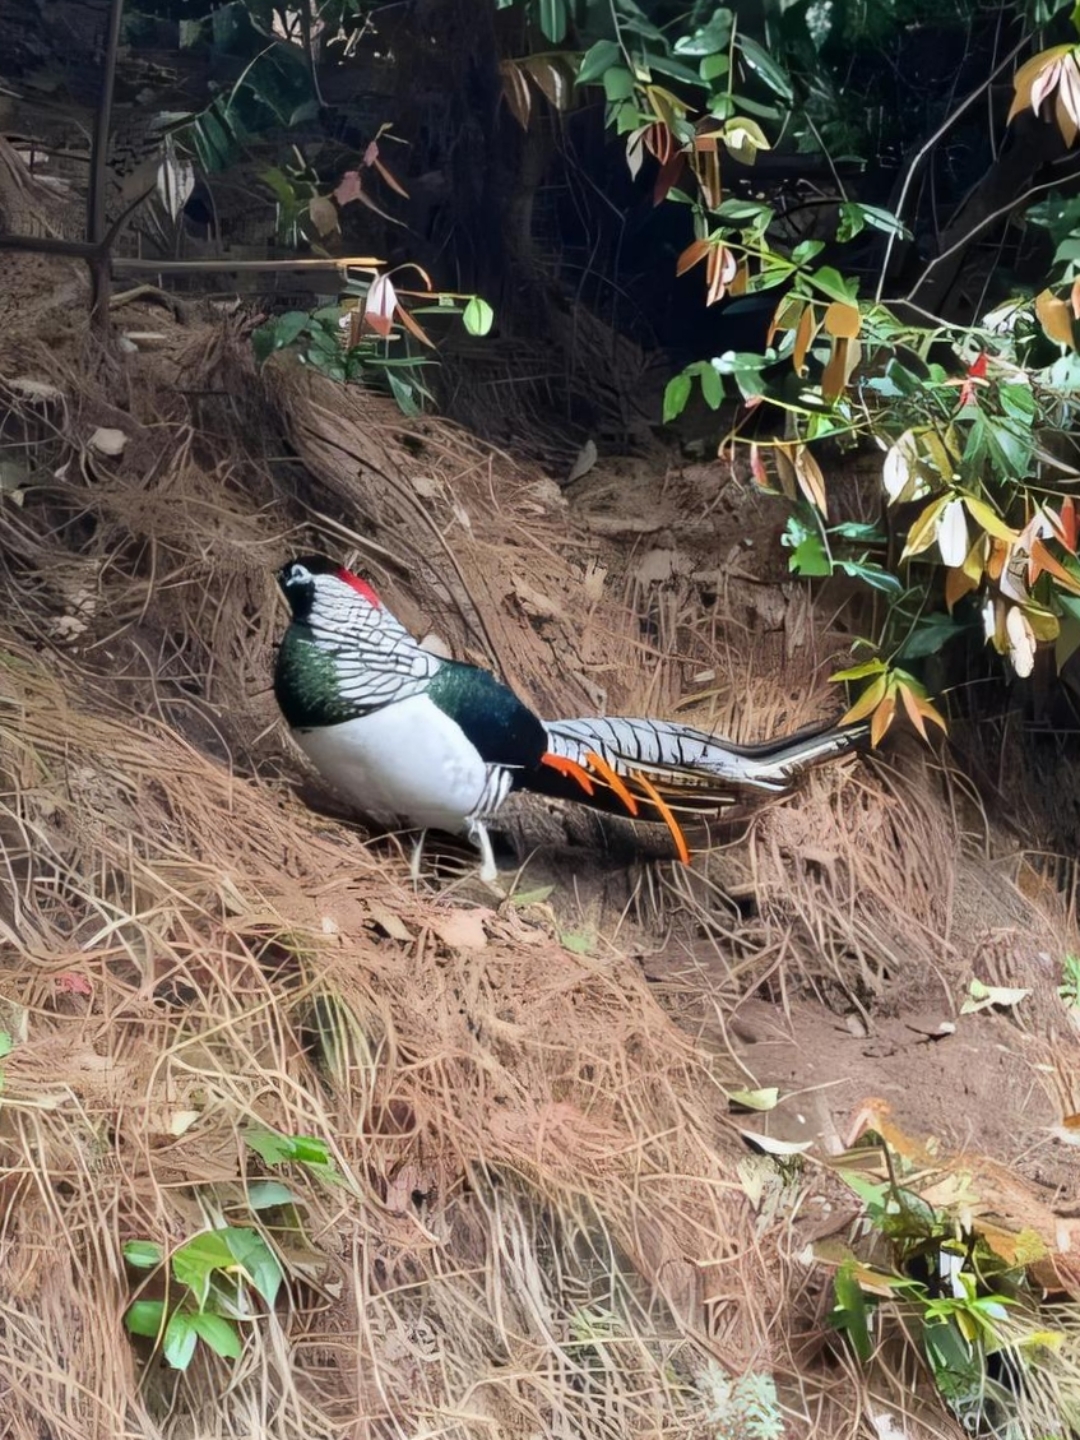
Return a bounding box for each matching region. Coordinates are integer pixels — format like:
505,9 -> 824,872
936,498 -> 968,566
882,430 -> 919,501
1005,605 -> 1037,677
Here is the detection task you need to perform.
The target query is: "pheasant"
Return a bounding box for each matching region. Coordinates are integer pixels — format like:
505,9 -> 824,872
273,555 -> 868,880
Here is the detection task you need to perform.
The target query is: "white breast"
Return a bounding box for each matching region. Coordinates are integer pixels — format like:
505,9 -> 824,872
291,693 -> 491,835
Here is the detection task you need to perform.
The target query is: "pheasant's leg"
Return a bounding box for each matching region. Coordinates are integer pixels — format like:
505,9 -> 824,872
467,819 -> 498,883
410,829 -> 428,885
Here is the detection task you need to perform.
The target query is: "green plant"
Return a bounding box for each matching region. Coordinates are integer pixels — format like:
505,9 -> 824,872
695,1359 -> 785,1440
825,1149 -> 1067,1432
1059,952 -> 1080,1010
252,272 -> 494,416
494,0 -> 1080,742
124,1226 -> 283,1370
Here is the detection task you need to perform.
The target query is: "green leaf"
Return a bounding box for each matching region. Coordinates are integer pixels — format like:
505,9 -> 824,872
245,1127 -> 333,1168
172,1231 -> 237,1309
836,202 -> 866,244
510,884 -> 555,906
385,369 -> 423,416
663,372 -> 692,423
807,266 -> 858,303
896,613 -> 964,661
674,10 -> 733,58
602,67 -> 635,102
831,658 -> 886,682
163,1311 -> 199,1370
537,0 -> 567,43
699,362 -> 723,409
782,516 -> 830,576
736,35 -> 793,101
125,1300 -> 166,1338
271,310 -> 310,350
124,1240 -> 164,1269
832,1262 -> 873,1361
189,1312 -> 242,1360
222,1227 -> 283,1307
462,296 -> 494,337
791,239 -> 826,265
998,381 -> 1037,424
699,53 -> 729,83
560,929 -> 595,955
835,560 -> 904,595
246,1180 -> 295,1210
0,1031 -> 12,1060
577,39 -> 620,85
646,53 -> 706,86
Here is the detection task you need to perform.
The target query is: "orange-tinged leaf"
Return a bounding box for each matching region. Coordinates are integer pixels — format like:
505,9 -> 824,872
945,565 -> 979,611
821,338 -> 849,402
705,243 -> 736,305
500,60 -> 532,129
842,672 -> 888,725
730,261 -> 748,297
653,151 -> 686,207
987,537 -> 1008,582
395,301 -> 435,349
902,496 -> 949,559
908,687 -> 948,736
1035,287 -> 1075,347
768,295 -> 804,347
690,146 -> 722,209
521,55 -> 573,111
870,690 -> 897,747
793,303 -> 818,375
773,442 -> 798,501
749,442 -> 771,492
794,445 -> 827,515
823,300 -> 861,340
961,532 -> 988,584
897,682 -> 929,742
1060,495 -> 1078,552
1030,536 -> 1080,593
963,493 -> 1020,543
373,156 -> 409,199
1009,46 -> 1072,121
643,122 -> 672,162
676,238 -> 710,276
645,85 -> 687,134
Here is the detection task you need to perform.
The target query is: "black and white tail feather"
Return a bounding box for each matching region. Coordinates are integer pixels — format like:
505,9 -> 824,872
273,555 -> 868,880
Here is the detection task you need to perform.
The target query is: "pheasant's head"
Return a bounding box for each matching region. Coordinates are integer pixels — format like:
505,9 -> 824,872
277,555 -> 382,626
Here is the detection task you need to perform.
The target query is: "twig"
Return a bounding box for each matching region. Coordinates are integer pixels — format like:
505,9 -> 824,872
87,0 -> 126,332
874,33 -> 1030,304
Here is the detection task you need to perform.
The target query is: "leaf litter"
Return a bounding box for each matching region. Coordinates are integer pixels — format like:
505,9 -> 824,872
0,307 -> 1075,1437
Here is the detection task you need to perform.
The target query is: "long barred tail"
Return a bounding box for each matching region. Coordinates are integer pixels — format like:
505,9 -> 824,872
529,715 -> 869,862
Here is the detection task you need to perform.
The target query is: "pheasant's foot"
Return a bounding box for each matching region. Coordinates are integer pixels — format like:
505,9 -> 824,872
468,819 -> 499,885
409,830 -> 428,886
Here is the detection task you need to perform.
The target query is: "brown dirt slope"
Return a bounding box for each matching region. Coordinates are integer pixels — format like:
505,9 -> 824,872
0,281 -> 1078,1438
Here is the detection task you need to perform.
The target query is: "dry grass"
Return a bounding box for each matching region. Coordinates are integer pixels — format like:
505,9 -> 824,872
0,323 -> 1077,1440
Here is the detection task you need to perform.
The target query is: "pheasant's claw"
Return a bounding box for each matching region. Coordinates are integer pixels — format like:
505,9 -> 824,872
630,771 -> 691,865
540,751 -> 595,796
